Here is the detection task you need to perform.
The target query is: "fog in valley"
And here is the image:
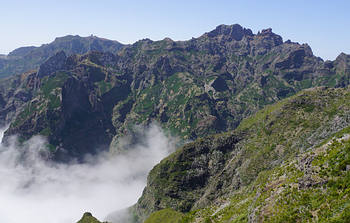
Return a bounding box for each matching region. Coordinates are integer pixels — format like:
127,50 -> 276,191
0,124 -> 175,223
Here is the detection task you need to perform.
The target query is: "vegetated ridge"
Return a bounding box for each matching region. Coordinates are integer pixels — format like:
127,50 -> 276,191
132,87 -> 350,223
1,24 -> 349,161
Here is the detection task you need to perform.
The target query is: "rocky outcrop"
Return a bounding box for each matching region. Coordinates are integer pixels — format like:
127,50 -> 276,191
334,52 -> 350,74
36,51 -> 67,78
206,24 -> 254,40
2,51 -> 130,161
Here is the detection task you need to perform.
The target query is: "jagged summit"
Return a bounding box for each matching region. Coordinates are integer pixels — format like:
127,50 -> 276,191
336,52 -> 350,62
334,52 -> 350,73
206,24 -> 253,40
0,23 -> 350,161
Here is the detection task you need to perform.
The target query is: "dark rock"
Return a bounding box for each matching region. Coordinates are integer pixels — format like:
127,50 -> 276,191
36,51 -> 67,78
206,24 -> 253,40
211,76 -> 229,92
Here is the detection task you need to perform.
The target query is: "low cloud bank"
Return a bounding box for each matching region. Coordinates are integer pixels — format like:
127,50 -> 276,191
0,124 -> 176,223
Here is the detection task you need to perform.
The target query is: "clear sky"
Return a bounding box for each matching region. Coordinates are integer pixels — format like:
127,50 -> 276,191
0,0 -> 349,60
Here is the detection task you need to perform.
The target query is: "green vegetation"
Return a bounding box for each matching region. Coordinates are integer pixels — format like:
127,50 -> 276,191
40,72 -> 68,97
77,212 -> 104,223
145,209 -> 184,223
140,87 -> 350,223
40,72 -> 68,109
5,24 -> 350,163
96,80 -> 113,95
1,24 -> 350,222
193,132 -> 350,223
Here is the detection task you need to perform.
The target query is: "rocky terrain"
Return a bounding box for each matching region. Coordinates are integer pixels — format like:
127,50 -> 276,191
131,87 -> 350,223
0,35 -> 124,78
0,24 -> 349,223
1,24 -> 350,161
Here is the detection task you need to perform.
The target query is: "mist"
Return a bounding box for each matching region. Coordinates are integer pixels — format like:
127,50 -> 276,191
0,124 -> 176,223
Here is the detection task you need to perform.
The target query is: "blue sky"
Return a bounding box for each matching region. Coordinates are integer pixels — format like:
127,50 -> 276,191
0,0 -> 349,60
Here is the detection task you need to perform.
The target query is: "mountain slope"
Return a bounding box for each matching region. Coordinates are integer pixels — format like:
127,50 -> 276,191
1,24 -> 350,161
132,87 -> 350,222
144,132 -> 350,223
77,212 -> 104,223
0,35 -> 124,78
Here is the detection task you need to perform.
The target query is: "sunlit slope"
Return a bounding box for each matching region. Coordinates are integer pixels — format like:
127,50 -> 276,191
134,87 -> 350,222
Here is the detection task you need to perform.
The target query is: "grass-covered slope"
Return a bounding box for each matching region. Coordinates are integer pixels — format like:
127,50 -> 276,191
135,87 -> 350,222
77,212 -> 105,223
144,209 -> 184,223
174,127 -> 350,223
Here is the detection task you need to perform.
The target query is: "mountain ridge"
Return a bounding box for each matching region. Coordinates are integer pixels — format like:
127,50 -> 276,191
1,24 -> 350,161
0,35 -> 124,78
0,23 -> 349,223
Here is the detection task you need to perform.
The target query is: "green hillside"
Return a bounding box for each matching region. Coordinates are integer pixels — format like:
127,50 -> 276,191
133,87 -> 350,222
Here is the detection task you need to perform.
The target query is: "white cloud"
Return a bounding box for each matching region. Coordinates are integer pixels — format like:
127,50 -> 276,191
0,124 -> 175,223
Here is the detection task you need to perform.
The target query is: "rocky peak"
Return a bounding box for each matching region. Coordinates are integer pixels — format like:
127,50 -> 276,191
300,43 -> 314,56
206,24 -> 253,41
36,51 -> 67,78
3,23 -> 350,164
163,37 -> 173,42
260,28 -> 273,34
335,52 -> 350,63
256,27 -> 283,46
334,52 -> 350,73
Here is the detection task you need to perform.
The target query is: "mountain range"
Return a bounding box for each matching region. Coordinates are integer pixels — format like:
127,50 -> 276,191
0,35 -> 123,79
0,24 -> 349,222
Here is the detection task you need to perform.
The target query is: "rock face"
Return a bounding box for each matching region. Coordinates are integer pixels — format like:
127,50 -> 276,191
0,24 -> 350,161
0,35 -> 124,78
134,87 -> 350,222
36,51 -> 68,78
2,51 -> 127,161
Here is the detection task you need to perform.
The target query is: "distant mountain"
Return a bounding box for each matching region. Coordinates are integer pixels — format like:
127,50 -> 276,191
7,46 -> 37,57
0,35 -> 124,78
0,24 -> 350,162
